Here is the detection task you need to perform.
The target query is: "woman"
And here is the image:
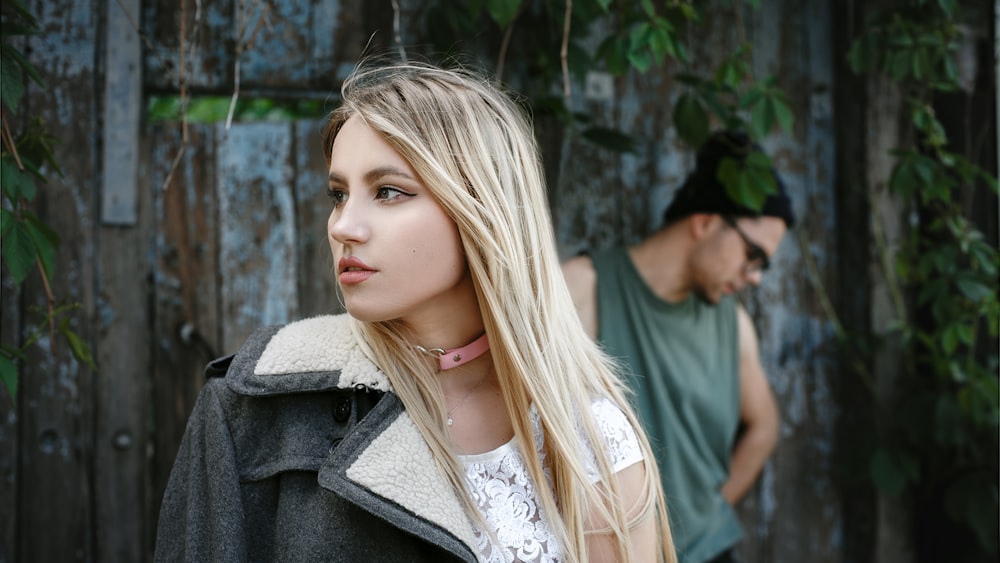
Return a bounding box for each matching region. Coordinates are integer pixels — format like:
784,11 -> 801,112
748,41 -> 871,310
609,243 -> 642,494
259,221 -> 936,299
155,61 -> 676,563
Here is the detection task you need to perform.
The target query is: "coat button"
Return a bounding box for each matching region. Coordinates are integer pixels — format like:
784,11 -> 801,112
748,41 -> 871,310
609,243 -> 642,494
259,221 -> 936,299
333,397 -> 351,422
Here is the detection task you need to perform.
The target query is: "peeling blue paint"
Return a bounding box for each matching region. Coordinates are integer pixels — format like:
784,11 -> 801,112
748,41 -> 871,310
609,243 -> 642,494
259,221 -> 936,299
217,121 -> 299,351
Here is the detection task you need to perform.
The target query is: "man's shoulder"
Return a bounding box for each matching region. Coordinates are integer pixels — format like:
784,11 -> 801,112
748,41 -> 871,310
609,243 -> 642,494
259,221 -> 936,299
561,253 -> 595,281
561,254 -> 599,338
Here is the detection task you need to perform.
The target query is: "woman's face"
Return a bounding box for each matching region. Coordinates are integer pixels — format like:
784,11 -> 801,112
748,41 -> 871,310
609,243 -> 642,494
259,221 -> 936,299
327,115 -> 474,325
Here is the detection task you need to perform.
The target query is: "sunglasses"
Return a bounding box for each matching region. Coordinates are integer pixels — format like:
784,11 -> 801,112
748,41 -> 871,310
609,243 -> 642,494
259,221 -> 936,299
722,216 -> 770,274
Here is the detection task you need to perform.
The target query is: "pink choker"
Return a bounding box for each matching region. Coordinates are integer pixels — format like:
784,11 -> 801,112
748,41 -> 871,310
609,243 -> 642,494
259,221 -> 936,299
415,332 -> 490,370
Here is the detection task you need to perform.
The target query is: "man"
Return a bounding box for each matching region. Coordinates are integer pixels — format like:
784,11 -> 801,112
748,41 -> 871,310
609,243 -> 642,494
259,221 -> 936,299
562,130 -> 795,563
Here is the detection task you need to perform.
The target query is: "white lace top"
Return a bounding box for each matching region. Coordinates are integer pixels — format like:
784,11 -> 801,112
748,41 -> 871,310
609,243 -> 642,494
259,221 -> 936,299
458,397 -> 643,563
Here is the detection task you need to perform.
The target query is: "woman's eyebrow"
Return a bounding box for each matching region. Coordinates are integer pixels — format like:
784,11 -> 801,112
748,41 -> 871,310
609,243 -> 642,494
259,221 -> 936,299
328,166 -> 416,185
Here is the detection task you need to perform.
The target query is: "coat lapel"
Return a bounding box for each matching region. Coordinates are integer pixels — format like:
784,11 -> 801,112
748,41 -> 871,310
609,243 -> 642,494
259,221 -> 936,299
318,393 -> 478,562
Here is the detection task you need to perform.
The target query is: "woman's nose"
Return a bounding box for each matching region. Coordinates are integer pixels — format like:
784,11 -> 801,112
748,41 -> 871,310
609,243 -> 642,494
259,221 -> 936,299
328,201 -> 369,245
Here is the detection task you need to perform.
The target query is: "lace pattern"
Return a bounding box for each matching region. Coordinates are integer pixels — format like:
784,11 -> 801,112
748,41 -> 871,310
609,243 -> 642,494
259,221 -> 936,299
459,397 -> 643,562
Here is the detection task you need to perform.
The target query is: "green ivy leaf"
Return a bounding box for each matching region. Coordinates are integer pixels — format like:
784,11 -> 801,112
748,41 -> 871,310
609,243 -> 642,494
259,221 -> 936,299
738,87 -> 763,109
888,50 -> 910,80
0,354 -> 16,400
628,22 -> 652,49
941,324 -> 959,355
912,155 -> 936,186
24,216 -> 57,279
941,53 -> 959,87
59,318 -> 97,371
750,96 -> 775,139
956,276 -> 992,303
0,208 -> 13,237
2,222 -> 37,283
485,0 -> 522,28
672,93 -> 709,147
627,49 -> 652,73
889,160 -> 921,196
718,157 -> 768,212
770,95 -> 794,134
673,42 -> 690,64
675,3 -> 698,22
912,48 -> 929,80
1,157 -> 37,201
870,448 -> 919,496
969,244 -> 997,277
4,44 -> 45,89
956,322 -> 974,346
640,0 -> 655,17
934,0 -> 956,17
648,26 -> 676,62
599,37 -> 630,76
0,52 -> 25,113
716,59 -> 744,89
847,33 -> 878,74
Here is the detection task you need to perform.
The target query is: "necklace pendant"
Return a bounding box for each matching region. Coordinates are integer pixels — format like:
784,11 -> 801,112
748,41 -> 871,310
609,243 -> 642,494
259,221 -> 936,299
447,417 -> 454,426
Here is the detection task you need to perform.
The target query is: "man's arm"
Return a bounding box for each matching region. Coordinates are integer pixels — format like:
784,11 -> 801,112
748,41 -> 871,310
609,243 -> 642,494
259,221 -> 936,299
561,255 -> 598,339
720,304 -> 780,504
584,461 -> 661,562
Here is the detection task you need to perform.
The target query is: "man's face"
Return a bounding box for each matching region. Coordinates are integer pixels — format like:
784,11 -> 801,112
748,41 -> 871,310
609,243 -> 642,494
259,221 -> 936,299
690,215 -> 787,304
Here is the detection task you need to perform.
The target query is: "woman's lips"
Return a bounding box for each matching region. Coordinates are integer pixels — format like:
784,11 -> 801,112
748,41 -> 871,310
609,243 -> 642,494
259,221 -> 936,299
338,256 -> 376,285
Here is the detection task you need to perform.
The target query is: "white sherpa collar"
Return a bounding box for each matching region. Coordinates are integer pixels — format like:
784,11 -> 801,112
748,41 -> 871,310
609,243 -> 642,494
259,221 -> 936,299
252,314 -> 390,391
346,413 -> 477,551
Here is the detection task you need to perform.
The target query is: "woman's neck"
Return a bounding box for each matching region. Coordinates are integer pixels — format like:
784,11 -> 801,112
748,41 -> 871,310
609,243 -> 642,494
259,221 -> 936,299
414,331 -> 489,370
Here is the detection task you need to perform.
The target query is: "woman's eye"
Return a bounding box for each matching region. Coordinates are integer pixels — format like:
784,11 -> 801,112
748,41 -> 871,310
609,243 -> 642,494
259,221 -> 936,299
327,188 -> 347,206
375,186 -> 412,201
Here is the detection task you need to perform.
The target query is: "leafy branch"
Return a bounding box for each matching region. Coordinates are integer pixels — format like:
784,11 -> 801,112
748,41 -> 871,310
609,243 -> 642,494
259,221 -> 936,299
422,0 -> 793,212
846,0 -> 999,554
0,0 -> 96,399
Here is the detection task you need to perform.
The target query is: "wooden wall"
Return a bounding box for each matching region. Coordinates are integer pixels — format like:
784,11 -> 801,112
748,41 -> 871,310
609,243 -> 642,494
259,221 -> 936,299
0,0 -> 992,561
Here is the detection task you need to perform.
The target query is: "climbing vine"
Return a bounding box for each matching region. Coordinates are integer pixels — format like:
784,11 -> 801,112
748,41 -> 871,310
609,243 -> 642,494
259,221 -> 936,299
0,0 -> 95,399
848,0 -> 998,556
419,0 -> 792,209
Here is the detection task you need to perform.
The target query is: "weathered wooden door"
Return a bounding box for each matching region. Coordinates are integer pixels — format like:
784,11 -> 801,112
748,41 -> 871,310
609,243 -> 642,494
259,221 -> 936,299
4,0 -> 992,562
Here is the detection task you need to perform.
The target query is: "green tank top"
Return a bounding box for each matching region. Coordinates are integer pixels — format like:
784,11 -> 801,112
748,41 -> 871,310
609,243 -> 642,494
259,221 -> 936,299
591,248 -> 743,563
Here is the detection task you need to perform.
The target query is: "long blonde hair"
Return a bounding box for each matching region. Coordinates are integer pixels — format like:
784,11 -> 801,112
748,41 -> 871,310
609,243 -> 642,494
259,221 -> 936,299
323,61 -> 675,563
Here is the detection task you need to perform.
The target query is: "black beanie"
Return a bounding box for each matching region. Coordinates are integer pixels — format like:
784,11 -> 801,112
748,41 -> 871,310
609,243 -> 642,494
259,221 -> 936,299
662,130 -> 796,228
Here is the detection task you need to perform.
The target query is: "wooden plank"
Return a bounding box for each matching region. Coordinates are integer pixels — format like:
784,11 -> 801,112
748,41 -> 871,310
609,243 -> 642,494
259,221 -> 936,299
144,0 -> 234,92
735,1 -> 842,561
94,216 -> 151,562
0,281 -> 18,563
143,0 -> 395,93
293,119 -> 344,317
101,0 -> 142,225
216,122 -> 299,354
237,0 -> 314,88
149,123 -> 222,527
829,1 -> 879,559
868,72 -> 916,563
17,0 -> 99,560
94,8 -> 153,550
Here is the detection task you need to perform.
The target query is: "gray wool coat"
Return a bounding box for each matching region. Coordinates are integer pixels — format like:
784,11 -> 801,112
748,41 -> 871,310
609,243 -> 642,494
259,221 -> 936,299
154,314 -> 480,563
